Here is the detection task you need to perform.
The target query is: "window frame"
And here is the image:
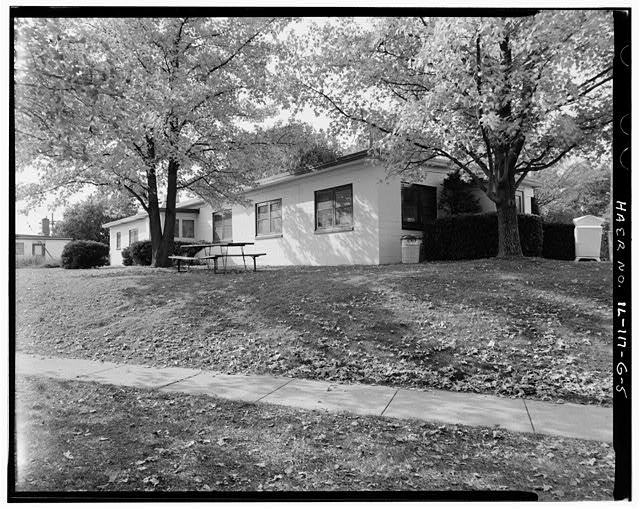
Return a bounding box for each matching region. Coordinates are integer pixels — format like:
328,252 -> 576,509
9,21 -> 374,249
116,232 -> 121,250
32,242 -> 45,257
181,219 -> 195,239
515,190 -> 525,213
255,198 -> 283,238
16,242 -> 25,256
128,228 -> 138,245
213,209 -> 233,243
401,182 -> 437,231
314,184 -> 353,233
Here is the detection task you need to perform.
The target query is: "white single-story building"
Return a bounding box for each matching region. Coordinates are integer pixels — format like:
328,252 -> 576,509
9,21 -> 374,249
15,234 -> 73,263
103,151 -> 540,266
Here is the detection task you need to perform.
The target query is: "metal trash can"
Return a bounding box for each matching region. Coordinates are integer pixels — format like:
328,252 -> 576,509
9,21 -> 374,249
401,235 -> 422,263
573,215 -> 605,262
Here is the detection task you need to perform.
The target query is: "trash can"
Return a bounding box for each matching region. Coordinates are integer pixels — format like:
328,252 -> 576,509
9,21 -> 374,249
401,235 -> 422,263
573,215 -> 605,262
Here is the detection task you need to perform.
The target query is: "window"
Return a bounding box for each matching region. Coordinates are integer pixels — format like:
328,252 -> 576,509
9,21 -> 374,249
315,184 -> 353,231
182,219 -> 195,238
401,183 -> 437,230
129,228 -> 138,245
256,199 -> 282,237
116,232 -> 121,250
515,191 -> 524,213
175,219 -> 180,237
16,242 -> 24,256
32,243 -> 45,256
213,210 -> 232,242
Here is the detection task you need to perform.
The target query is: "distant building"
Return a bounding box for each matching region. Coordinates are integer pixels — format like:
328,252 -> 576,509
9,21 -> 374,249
15,234 -> 72,263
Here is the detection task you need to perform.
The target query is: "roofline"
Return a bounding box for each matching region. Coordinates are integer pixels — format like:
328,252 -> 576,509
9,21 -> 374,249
16,234 -> 73,240
102,204 -> 203,228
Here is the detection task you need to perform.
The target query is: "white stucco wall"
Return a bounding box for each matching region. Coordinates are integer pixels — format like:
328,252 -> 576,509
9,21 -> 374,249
108,217 -> 148,266
15,236 -> 71,262
225,158 -> 383,266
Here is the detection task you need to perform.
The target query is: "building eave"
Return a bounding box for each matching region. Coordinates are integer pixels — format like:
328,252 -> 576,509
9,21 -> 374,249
15,234 -> 73,240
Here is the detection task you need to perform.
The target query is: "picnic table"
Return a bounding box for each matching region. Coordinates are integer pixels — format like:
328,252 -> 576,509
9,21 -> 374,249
169,242 -> 265,274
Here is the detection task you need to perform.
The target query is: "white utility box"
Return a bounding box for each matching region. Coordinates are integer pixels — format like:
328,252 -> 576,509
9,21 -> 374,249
573,215 -> 605,262
401,236 -> 422,263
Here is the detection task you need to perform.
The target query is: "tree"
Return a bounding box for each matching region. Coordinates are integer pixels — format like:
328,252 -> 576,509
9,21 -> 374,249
282,12 -> 613,256
53,194 -> 139,244
15,17 -> 287,266
439,170 -> 482,215
535,156 -> 611,223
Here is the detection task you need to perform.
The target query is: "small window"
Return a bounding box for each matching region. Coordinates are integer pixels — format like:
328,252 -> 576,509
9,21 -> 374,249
182,219 -> 195,238
129,228 -> 138,245
515,191 -> 524,213
401,183 -> 437,230
16,242 -> 25,256
256,199 -> 282,237
175,219 -> 180,237
213,210 -> 232,242
314,184 -> 353,232
32,243 -> 45,256
116,232 -> 121,250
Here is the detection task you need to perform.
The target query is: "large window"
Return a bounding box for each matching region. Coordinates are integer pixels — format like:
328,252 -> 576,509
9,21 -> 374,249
213,210 -> 232,242
315,184 -> 353,232
16,242 -> 24,256
182,219 -> 195,238
116,232 -> 121,250
256,199 -> 282,237
401,183 -> 437,230
129,228 -> 138,245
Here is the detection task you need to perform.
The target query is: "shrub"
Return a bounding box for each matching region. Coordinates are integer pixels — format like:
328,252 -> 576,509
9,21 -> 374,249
439,170 -> 482,215
423,213 -> 543,260
121,246 -> 133,266
61,240 -> 109,269
129,240 -> 153,265
542,222 -> 575,260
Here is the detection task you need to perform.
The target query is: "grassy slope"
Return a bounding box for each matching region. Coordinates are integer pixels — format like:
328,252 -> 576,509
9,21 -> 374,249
16,259 -> 612,405
14,376 -> 614,499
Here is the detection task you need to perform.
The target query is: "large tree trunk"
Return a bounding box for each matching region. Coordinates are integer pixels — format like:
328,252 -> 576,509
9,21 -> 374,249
152,159 -> 179,268
495,176 -> 523,258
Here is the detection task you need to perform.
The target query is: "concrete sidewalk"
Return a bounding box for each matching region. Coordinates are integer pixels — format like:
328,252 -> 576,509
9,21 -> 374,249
15,353 -> 612,443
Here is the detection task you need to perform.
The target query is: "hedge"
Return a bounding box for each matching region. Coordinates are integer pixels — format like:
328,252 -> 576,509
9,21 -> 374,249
61,240 -> 110,269
422,213 -> 543,260
541,222 -> 575,260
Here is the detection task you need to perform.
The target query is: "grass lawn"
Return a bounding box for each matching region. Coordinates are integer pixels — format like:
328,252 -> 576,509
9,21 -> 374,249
15,258 -> 612,405
14,375 -> 614,499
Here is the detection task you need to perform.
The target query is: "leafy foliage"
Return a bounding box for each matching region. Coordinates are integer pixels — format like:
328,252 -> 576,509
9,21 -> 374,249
61,240 -> 109,269
438,170 -> 481,215
129,241 -> 153,266
53,195 -> 138,244
536,158 -> 611,223
15,17 -> 288,266
121,246 -> 134,266
283,13 -> 613,256
542,223 -> 575,260
423,213 -> 543,260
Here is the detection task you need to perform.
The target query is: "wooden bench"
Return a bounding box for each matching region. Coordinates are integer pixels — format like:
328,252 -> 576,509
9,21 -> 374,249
168,255 -> 200,272
201,253 -> 266,273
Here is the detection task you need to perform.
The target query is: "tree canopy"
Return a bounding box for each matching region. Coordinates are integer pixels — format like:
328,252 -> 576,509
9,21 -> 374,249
281,12 -> 613,256
15,16 -> 289,265
52,194 -> 139,244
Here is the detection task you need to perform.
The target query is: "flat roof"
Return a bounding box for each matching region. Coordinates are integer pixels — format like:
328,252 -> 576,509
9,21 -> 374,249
16,234 -> 73,240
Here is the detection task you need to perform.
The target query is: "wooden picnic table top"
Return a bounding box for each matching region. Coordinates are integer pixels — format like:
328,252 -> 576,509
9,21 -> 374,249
181,242 -> 255,248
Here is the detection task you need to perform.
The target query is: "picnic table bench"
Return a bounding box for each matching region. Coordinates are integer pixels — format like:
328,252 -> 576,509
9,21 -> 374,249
170,242 -> 265,274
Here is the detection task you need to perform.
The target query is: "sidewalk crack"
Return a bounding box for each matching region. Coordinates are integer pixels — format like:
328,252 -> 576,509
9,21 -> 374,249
523,399 -> 536,434
155,371 -> 203,390
254,378 -> 295,403
380,389 -> 398,416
